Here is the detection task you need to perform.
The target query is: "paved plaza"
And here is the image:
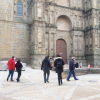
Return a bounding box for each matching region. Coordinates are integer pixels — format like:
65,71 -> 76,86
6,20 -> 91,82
0,67 -> 100,100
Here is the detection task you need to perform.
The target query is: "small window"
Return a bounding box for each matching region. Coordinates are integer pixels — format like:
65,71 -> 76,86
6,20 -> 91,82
17,2 -> 23,16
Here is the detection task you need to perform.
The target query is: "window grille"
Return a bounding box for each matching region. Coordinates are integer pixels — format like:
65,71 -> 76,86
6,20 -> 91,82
17,2 -> 23,16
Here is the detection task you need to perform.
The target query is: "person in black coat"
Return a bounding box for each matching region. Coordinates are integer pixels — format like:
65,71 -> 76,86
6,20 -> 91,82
67,57 -> 78,81
15,60 -> 23,82
75,62 -> 79,68
41,56 -> 51,83
54,54 -> 64,86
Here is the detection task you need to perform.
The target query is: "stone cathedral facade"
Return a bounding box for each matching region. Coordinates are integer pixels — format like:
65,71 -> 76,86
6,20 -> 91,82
0,0 -> 100,67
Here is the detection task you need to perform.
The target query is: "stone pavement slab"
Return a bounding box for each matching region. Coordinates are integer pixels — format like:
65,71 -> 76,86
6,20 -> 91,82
0,67 -> 100,100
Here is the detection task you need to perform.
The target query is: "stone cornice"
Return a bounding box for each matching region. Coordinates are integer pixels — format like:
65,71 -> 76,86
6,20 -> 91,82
45,2 -> 83,11
0,20 -> 31,26
83,8 -> 100,14
84,26 -> 100,32
72,28 -> 84,32
46,23 -> 57,28
31,19 -> 45,26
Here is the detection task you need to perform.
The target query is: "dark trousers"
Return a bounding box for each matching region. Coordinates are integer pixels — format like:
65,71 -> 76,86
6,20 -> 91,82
8,70 -> 14,80
67,70 -> 77,80
44,71 -> 49,83
17,70 -> 21,81
58,73 -> 62,85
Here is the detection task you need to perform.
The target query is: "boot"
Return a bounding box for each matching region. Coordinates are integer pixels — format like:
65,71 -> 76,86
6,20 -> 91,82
7,77 -> 9,81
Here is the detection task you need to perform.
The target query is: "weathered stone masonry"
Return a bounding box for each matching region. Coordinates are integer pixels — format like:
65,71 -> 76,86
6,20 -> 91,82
0,0 -> 100,67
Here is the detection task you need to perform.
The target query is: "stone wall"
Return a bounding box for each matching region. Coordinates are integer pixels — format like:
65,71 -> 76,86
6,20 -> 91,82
0,0 -> 100,67
0,21 -> 31,63
0,0 -> 32,63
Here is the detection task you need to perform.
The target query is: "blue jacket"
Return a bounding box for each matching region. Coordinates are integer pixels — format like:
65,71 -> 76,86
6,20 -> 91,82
69,59 -> 75,70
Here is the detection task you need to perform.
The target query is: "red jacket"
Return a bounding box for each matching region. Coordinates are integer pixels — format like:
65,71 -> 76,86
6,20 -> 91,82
7,58 -> 15,70
90,65 -> 92,68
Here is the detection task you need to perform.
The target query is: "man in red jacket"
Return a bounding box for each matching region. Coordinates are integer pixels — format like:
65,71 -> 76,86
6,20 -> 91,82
7,56 -> 15,81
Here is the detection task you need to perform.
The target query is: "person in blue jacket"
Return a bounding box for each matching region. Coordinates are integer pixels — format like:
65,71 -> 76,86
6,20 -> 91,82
67,57 -> 79,81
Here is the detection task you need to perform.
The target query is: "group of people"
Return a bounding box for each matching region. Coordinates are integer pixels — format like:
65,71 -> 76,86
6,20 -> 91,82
41,54 -> 78,86
7,55 -> 79,85
7,56 -> 23,82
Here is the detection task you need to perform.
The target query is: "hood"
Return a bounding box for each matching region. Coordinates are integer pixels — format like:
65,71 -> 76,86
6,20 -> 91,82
17,60 -> 21,63
54,57 -> 62,60
44,58 -> 48,61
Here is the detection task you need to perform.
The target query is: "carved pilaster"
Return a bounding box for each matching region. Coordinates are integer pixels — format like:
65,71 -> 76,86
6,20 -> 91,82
48,32 -> 51,56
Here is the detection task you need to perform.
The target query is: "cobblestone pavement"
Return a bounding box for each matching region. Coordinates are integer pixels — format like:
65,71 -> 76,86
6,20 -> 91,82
0,67 -> 100,100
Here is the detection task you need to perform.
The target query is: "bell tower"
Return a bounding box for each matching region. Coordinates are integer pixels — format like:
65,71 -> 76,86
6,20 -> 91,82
83,0 -> 100,67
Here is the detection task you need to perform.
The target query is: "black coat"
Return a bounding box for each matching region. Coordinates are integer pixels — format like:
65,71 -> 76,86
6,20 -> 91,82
75,63 -> 78,68
69,59 -> 75,70
54,58 -> 64,73
41,58 -> 51,72
15,61 -> 23,72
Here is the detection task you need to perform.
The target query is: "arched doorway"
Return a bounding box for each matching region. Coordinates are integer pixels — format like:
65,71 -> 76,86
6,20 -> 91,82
56,39 -> 67,64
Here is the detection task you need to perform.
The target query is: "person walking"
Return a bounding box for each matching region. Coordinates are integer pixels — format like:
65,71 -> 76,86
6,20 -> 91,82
75,62 -> 79,68
41,56 -> 51,83
15,60 -> 23,82
67,57 -> 78,81
54,54 -> 64,86
7,56 -> 15,81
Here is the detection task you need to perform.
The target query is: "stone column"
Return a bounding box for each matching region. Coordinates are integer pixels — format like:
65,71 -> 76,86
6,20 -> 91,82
53,33 -> 56,57
78,35 -> 80,55
82,35 -> 85,55
49,32 -> 51,56
72,31 -> 75,55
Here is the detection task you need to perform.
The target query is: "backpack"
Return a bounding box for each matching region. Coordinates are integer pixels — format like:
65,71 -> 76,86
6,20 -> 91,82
57,60 -> 62,67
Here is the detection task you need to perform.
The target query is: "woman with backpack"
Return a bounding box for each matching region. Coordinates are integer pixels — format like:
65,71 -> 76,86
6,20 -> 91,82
54,54 -> 64,86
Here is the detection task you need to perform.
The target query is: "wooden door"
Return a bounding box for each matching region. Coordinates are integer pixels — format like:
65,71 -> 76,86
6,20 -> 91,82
56,39 -> 67,63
